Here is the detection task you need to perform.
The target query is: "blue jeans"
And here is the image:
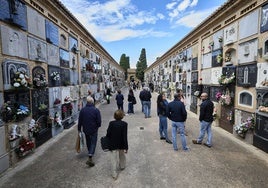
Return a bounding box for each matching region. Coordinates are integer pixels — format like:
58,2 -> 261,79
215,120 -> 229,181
197,121 -> 212,146
128,102 -> 134,113
117,103 -> 124,112
159,115 -> 169,140
143,101 -> 151,118
171,121 -> 188,150
85,132 -> 98,156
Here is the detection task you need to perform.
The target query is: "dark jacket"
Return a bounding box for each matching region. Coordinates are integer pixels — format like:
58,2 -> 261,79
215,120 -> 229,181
157,100 -> 168,117
78,103 -> 101,135
116,93 -> 124,105
106,120 -> 128,151
128,94 -> 135,103
139,90 -> 151,101
167,98 -> 187,122
199,99 -> 214,122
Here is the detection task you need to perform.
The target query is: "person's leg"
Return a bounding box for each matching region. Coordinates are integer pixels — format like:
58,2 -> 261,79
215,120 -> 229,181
206,122 -> 212,146
159,116 -> 165,138
196,121 -> 207,143
171,122 -> 178,151
148,101 -> 151,117
163,117 -> 171,143
178,122 -> 188,150
119,150 -> 126,170
127,102 -> 131,113
110,150 -> 119,179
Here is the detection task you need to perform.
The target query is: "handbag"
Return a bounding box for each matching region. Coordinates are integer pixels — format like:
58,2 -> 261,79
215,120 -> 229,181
100,136 -> 110,152
75,132 -> 85,153
132,96 -> 137,105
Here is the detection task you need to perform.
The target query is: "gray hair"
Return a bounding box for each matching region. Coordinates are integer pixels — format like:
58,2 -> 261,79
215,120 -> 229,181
87,96 -> 94,104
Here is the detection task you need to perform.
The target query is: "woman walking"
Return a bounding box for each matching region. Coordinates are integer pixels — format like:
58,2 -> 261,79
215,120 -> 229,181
127,89 -> 136,114
157,93 -> 172,144
106,110 -> 128,180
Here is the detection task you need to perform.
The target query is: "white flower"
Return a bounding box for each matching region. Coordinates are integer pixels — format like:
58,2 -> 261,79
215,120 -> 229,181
19,73 -> 25,79
14,82 -> 20,87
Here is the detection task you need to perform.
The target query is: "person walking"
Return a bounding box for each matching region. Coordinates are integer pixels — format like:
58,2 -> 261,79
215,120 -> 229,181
167,93 -> 189,151
105,110 -> 128,180
127,89 -> 136,114
140,87 -> 152,118
139,87 -> 145,113
157,93 -> 172,144
115,89 -> 124,112
78,96 -> 101,167
192,92 -> 214,148
176,88 -> 188,135
106,87 -> 111,104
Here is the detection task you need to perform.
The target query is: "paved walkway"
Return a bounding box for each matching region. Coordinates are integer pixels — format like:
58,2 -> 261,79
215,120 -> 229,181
0,88 -> 268,188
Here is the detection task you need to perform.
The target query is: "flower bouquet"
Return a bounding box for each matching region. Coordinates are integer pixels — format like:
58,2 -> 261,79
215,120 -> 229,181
53,112 -> 62,127
33,73 -> 47,88
218,73 -> 235,85
53,98 -> 61,106
15,104 -> 30,121
15,137 -> 35,157
50,71 -> 60,81
12,71 -> 30,88
215,91 -> 222,101
28,119 -> 41,137
219,94 -> 231,106
1,101 -> 14,122
38,103 -> 48,112
234,115 -> 255,138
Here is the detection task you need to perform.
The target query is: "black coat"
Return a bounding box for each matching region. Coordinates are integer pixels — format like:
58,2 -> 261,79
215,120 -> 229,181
167,98 -> 187,122
106,120 -> 128,151
78,103 -> 101,135
199,99 -> 214,122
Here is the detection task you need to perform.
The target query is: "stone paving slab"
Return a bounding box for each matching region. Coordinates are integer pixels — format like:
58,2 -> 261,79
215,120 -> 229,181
0,88 -> 268,188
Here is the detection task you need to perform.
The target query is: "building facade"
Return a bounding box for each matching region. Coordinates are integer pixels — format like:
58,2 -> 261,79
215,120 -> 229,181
144,0 -> 268,153
0,0 -> 125,173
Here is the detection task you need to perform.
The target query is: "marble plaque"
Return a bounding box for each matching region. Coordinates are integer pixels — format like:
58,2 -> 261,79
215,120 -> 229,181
28,36 -> 47,62
80,84 -> 88,98
0,0 -> 27,30
49,87 -> 62,108
192,57 -> 198,71
238,39 -> 258,64
210,86 -> 222,102
45,19 -> 59,45
202,53 -> 212,69
212,49 -> 223,67
239,10 -> 258,40
70,54 -> 77,69
70,86 -> 79,100
224,22 -> 238,45
69,36 -> 78,52
213,30 -> 223,50
190,95 -> 198,114
1,25 -> 28,58
201,69 -> 211,85
186,72 -> 191,83
237,64 -> 257,87
261,4 -> 268,33
222,66 -> 236,77
256,62 -> 268,87
202,37 -> 211,54
81,71 -> 91,84
60,48 -> 69,68
211,67 -> 222,85
61,87 -> 71,104
202,85 -> 210,96
60,68 -> 71,86
2,60 -> 29,90
27,7 -> 45,39
4,90 -> 30,111
47,44 -> 59,66
31,88 -> 49,120
70,70 -> 79,85
48,65 -> 61,87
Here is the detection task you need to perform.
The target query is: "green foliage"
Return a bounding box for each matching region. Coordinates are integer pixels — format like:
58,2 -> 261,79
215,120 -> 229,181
119,54 -> 130,79
136,48 -> 147,82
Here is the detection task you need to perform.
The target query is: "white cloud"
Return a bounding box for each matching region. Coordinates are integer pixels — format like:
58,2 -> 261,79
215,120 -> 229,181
172,7 -> 217,28
60,0 -> 167,42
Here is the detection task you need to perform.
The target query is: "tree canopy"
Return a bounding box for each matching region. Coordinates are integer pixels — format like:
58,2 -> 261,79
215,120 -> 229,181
136,48 -> 147,82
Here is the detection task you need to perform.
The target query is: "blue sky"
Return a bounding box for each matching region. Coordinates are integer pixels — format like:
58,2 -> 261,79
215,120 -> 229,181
60,0 -> 227,68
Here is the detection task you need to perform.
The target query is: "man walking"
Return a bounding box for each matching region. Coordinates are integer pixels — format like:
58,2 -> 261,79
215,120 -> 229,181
168,93 -> 189,151
139,87 -> 152,118
78,96 -> 101,167
192,92 -> 214,148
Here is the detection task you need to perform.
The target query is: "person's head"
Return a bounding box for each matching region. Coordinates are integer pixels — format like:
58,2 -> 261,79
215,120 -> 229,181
114,110 -> 124,120
174,93 -> 181,100
117,90 -> 121,94
200,93 -> 208,100
87,96 -> 94,104
88,90 -> 92,95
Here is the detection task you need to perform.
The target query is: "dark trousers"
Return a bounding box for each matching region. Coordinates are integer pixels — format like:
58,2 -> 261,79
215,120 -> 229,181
85,132 -> 98,156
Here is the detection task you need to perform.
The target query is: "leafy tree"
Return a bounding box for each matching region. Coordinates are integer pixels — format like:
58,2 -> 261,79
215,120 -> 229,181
119,54 -> 130,79
136,48 -> 147,82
